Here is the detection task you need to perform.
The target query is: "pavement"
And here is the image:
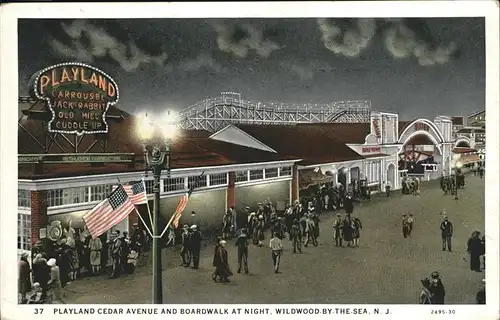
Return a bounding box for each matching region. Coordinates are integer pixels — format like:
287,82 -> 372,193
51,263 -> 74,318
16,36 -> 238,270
64,175 -> 485,304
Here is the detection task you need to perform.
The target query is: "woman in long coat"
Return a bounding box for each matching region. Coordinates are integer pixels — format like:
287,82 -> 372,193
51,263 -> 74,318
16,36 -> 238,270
342,216 -> 353,246
352,215 -> 362,247
212,239 -> 232,283
467,231 -> 483,272
63,221 -> 80,280
18,253 -> 32,303
89,236 -> 103,275
256,216 -> 265,246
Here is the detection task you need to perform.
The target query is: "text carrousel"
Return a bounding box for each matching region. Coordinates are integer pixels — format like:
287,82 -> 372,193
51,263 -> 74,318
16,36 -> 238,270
31,62 -> 119,135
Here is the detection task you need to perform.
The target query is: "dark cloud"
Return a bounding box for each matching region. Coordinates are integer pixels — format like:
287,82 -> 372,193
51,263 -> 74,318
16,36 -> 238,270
317,18 -> 460,66
317,18 -> 377,58
212,21 -> 283,58
49,20 -> 168,72
17,18 -> 485,119
166,53 -> 227,77
383,18 -> 459,66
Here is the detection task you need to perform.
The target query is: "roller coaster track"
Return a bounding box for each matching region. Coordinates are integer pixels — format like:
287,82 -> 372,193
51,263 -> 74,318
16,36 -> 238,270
179,92 -> 371,132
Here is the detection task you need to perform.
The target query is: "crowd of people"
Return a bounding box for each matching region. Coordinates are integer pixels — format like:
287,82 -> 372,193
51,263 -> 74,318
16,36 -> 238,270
204,188 -> 366,283
18,222 -> 149,304
19,170 -> 486,304
402,176 -> 421,196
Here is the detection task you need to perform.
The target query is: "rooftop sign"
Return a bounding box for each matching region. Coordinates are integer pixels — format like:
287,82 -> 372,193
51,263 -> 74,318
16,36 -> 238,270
30,62 -> 119,136
18,153 -> 134,164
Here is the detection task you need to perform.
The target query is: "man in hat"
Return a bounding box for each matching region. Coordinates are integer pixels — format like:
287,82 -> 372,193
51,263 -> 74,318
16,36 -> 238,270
263,200 -> 272,229
284,204 -> 294,238
249,213 -> 259,245
344,193 -> 354,215
467,231 -> 483,272
222,210 -> 232,240
229,205 -> 238,234
385,180 -> 392,197
429,271 -> 445,304
180,225 -> 191,267
235,228 -> 249,274
212,238 -> 232,283
243,206 -> 251,228
110,230 -> 124,278
290,219 -> 302,254
304,214 -> 317,247
332,213 -> 343,247
440,216 -> 453,251
269,232 -> 284,273
189,225 -> 203,269
256,215 -> 265,247
402,214 -> 410,238
312,213 -> 320,244
352,213 -> 362,247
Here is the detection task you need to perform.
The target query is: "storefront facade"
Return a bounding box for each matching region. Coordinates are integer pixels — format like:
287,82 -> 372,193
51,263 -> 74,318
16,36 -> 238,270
17,160 -> 296,258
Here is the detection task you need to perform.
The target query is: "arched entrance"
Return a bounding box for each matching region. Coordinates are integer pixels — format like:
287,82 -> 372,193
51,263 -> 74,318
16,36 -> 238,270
387,163 -> 396,187
398,119 -> 445,179
350,167 -> 360,182
455,140 -> 470,148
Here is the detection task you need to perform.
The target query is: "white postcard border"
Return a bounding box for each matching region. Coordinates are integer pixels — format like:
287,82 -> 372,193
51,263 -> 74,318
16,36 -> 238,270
1,1 -> 499,319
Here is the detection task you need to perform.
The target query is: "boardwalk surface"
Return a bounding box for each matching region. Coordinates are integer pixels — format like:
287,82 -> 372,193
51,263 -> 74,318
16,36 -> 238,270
64,175 -> 485,304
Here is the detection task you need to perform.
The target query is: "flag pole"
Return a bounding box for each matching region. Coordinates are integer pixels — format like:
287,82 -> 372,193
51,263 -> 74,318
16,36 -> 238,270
142,178 -> 155,231
159,171 -> 205,238
134,207 -> 154,239
159,211 -> 177,239
160,171 -> 206,237
115,179 -> 154,239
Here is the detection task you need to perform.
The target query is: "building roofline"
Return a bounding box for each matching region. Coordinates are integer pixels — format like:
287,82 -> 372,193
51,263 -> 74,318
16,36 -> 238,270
467,110 -> 485,118
210,124 -> 278,153
18,159 -> 300,190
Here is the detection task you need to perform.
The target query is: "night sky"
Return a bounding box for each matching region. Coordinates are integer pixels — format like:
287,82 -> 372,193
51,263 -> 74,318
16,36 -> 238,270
18,18 -> 485,120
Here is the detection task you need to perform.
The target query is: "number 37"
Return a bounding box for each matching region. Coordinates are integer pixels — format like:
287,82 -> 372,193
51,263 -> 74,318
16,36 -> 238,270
34,308 -> 44,314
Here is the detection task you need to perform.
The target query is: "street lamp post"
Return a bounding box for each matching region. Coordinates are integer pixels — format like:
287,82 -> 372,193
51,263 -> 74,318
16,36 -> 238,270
136,111 -> 178,304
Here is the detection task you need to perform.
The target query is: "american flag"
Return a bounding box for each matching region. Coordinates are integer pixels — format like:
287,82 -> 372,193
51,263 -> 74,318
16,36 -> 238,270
114,181 -> 148,205
83,185 -> 135,239
171,173 -> 205,228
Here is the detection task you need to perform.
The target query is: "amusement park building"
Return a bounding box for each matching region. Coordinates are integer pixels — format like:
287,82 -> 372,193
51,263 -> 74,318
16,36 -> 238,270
17,93 -> 475,258
17,97 -> 298,258
451,110 -> 485,161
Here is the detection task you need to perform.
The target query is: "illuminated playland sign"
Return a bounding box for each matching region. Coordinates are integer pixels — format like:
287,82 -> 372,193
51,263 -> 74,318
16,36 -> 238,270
31,62 -> 119,135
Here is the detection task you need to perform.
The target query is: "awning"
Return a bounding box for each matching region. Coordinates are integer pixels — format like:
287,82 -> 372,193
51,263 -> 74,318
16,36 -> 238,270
363,153 -> 390,159
299,168 -> 334,190
453,147 -> 477,154
460,154 -> 481,164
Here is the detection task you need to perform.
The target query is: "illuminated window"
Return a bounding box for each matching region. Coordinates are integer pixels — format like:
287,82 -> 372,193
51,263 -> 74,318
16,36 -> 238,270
164,177 -> 186,192
235,171 -> 248,182
90,185 -> 114,202
17,213 -> 31,251
249,169 -> 264,180
144,180 -> 155,194
66,187 -> 89,205
209,173 -> 228,186
188,175 -> 207,188
264,168 -> 279,179
18,190 -> 31,208
47,187 -> 89,207
279,166 -> 292,176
